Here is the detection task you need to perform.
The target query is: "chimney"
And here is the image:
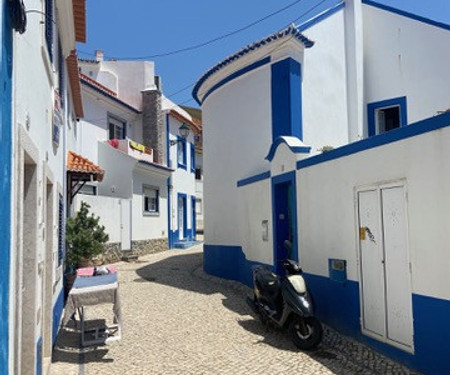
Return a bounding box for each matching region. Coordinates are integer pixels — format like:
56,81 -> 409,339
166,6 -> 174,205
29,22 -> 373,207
95,50 -> 104,62
142,89 -> 164,164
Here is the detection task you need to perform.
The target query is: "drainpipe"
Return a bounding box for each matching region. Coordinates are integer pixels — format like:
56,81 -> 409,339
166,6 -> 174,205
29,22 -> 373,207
344,0 -> 364,142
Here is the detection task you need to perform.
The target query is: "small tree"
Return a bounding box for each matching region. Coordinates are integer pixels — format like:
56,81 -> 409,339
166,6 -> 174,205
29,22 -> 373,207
65,201 -> 109,271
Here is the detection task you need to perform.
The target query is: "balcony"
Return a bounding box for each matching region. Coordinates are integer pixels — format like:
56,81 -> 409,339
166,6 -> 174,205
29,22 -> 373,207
107,139 -> 153,163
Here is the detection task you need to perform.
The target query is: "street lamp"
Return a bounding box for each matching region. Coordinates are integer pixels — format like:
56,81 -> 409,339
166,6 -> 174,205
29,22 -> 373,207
170,124 -> 190,146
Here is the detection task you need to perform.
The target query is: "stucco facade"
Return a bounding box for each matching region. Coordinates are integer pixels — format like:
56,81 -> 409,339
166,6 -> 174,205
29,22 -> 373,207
195,1 -> 450,374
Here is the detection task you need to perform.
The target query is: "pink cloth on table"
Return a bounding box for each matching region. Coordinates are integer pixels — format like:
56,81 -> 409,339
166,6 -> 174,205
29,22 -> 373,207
77,265 -> 117,277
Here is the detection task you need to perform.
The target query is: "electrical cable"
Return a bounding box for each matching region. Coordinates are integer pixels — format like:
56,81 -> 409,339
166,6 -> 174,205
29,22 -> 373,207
165,0 -> 332,99
77,0 -> 307,60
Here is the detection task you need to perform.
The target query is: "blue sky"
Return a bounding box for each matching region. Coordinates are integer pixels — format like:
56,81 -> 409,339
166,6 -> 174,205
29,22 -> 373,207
77,0 -> 450,108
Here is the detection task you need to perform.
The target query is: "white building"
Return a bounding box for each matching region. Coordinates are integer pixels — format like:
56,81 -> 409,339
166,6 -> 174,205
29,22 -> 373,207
77,54 -> 198,255
194,1 -> 450,375
4,0 -> 89,374
181,106 -> 204,234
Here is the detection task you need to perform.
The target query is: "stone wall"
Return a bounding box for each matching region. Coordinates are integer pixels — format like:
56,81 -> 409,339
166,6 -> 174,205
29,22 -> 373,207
142,89 -> 164,164
101,238 -> 169,264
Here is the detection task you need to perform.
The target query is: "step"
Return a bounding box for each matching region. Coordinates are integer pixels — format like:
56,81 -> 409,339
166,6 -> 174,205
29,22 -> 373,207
173,240 -> 202,249
121,253 -> 139,262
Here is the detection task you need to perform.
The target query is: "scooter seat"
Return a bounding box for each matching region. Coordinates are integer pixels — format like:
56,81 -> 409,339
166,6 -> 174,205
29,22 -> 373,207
255,269 -> 280,295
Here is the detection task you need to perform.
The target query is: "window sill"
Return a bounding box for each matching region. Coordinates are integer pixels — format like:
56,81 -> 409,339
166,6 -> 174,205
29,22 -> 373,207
143,212 -> 160,217
178,163 -> 187,170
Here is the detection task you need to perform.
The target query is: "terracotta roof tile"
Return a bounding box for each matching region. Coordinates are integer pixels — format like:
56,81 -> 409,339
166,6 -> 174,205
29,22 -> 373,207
67,151 -> 104,182
73,0 -> 86,43
67,50 -> 84,118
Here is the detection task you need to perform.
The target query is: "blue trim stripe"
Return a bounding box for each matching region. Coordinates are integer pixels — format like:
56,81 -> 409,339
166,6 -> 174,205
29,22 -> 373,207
81,79 -> 141,114
297,112 -> 450,171
271,58 -> 303,141
298,1 -> 345,32
266,137 -> 311,161
367,96 -> 407,137
237,171 -> 271,188
52,289 -> 65,344
0,3 -> 13,373
199,57 -> 271,105
362,0 -> 450,32
193,24 -> 314,105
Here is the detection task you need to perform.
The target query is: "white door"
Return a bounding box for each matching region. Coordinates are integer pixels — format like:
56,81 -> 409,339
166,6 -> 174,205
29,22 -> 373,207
381,186 -> 413,348
357,184 -> 413,351
120,199 -> 131,251
178,196 -> 184,240
358,189 -> 385,338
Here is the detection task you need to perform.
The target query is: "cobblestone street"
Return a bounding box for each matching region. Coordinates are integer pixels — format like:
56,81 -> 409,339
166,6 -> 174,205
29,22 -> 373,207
50,245 -> 421,375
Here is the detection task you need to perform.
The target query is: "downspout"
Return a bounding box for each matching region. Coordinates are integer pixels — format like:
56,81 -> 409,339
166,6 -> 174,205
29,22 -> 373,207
344,0 -> 364,142
166,113 -> 172,248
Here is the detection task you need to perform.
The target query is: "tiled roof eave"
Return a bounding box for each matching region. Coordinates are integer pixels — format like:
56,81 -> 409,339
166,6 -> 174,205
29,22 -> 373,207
192,24 -> 314,105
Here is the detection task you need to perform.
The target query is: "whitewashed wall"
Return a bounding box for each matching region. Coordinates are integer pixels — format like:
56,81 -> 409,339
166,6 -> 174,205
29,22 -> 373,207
202,65 -> 272,245
302,9 -> 350,149
79,88 -> 142,164
74,195 -> 122,243
297,126 -> 450,300
167,113 -> 196,236
132,170 -> 168,241
237,179 -> 273,265
362,4 -> 450,127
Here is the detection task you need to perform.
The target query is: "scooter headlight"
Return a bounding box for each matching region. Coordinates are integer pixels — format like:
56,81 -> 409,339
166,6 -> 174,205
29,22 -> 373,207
287,275 -> 307,294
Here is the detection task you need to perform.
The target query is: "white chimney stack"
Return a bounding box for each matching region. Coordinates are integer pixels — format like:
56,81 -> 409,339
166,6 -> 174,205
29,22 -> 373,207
95,50 -> 104,62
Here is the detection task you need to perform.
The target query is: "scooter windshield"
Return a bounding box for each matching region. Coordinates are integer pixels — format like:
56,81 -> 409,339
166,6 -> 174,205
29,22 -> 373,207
287,275 -> 306,294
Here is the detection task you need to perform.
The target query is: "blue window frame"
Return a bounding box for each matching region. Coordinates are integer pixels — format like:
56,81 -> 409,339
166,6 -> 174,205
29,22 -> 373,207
367,96 -> 407,137
190,143 -> 195,173
177,137 -> 187,169
58,194 -> 64,266
45,0 -> 54,62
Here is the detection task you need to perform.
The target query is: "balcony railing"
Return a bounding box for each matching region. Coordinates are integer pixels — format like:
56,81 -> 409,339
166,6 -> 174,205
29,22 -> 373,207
107,139 -> 153,163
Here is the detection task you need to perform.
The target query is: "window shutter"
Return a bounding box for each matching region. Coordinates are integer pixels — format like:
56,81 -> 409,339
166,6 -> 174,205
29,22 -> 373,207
58,195 -> 64,266
45,0 -> 54,62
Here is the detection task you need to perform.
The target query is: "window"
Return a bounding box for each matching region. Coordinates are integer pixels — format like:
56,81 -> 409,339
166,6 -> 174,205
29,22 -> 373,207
368,97 -> 407,136
108,116 -> 126,140
190,143 -> 196,173
143,186 -> 159,214
195,168 -> 202,180
177,137 -> 186,169
57,194 -> 64,267
195,198 -> 202,215
45,0 -> 54,62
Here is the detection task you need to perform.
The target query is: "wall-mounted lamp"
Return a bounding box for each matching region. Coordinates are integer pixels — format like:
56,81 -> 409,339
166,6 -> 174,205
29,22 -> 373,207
170,124 -> 190,146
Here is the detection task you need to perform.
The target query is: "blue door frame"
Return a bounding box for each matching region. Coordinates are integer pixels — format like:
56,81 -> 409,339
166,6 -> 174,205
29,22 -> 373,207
177,193 -> 187,241
191,196 -> 196,240
271,171 -> 298,274
0,2 -> 12,373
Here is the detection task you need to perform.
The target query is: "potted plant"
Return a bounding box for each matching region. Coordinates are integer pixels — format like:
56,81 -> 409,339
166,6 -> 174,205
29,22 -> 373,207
65,202 -> 109,288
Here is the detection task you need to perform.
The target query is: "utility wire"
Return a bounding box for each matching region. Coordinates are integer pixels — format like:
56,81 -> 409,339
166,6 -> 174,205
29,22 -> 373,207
77,0 -> 306,60
165,0 -> 331,99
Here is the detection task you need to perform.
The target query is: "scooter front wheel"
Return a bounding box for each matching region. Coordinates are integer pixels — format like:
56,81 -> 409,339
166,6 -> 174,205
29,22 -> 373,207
289,316 -> 323,350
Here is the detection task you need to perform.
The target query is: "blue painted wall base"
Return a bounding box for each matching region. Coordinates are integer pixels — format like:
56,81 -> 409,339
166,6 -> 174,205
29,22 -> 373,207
52,289 -> 65,345
204,244 -> 450,375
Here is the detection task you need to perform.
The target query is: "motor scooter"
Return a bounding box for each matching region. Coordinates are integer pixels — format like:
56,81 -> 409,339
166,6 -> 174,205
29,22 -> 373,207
246,256 -> 323,350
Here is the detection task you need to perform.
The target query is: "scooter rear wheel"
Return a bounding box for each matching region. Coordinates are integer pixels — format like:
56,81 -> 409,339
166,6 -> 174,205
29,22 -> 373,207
289,316 -> 323,350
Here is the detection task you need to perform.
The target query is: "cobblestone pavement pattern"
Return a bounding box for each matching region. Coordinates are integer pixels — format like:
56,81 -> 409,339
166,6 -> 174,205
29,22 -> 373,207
51,245 -> 422,375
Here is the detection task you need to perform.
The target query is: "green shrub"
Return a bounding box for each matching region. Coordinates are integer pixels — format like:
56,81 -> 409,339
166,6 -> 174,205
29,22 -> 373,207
65,201 -> 109,271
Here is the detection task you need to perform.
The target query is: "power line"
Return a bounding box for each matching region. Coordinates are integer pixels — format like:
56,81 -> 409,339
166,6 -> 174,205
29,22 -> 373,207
166,0 -> 332,100
78,0 -> 306,60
